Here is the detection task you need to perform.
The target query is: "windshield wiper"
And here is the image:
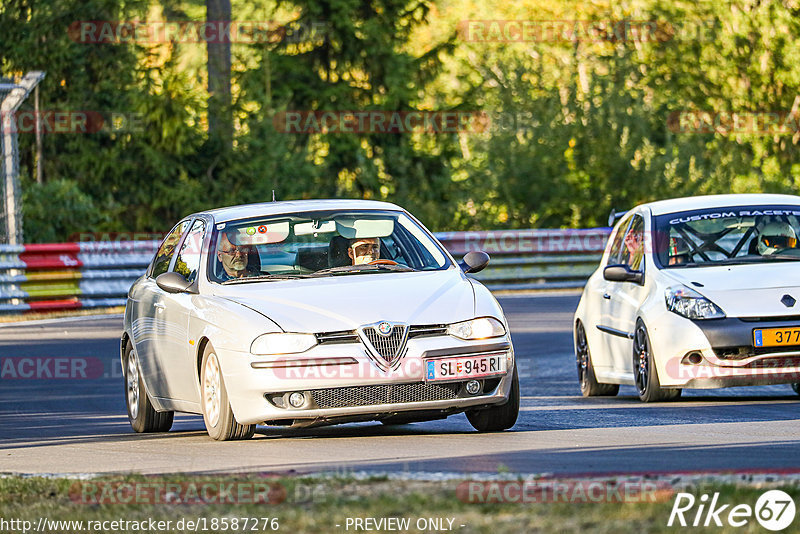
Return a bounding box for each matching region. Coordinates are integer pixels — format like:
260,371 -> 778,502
311,264 -> 416,276
221,273 -> 315,284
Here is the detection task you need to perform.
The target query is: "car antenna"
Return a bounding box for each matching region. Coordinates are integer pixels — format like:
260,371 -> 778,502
272,190 -> 276,202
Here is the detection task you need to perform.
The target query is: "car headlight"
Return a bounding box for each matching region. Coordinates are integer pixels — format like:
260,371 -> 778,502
250,333 -> 317,355
447,317 -> 506,340
665,285 -> 726,320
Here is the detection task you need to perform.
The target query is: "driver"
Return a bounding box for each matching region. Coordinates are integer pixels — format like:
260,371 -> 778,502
757,221 -> 798,256
217,232 -> 257,280
348,237 -> 380,265
668,236 -> 691,265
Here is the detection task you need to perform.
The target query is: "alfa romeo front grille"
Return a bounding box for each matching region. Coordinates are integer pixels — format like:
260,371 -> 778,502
362,325 -> 408,364
310,382 -> 460,409
316,330 -> 359,344
408,324 -> 448,338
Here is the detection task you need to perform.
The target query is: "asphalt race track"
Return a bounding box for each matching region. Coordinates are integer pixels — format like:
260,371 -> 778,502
2,293 -> 800,476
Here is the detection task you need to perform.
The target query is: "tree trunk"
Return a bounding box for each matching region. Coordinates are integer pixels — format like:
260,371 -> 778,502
207,0 -> 232,148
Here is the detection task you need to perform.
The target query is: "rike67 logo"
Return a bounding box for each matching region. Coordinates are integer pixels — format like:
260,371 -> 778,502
668,490 -> 796,531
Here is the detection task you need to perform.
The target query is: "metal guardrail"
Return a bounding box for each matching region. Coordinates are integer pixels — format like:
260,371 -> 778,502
0,228 -> 611,313
439,228 -> 610,291
0,241 -> 159,313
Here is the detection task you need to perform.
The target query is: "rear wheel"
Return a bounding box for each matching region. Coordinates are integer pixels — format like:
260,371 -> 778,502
575,321 -> 619,397
201,343 -> 255,441
466,364 -> 519,432
633,320 -> 681,402
124,341 -> 173,433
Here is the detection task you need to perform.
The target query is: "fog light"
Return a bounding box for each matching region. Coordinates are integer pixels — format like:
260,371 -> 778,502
682,352 -> 703,365
465,380 -> 481,395
288,392 -> 305,408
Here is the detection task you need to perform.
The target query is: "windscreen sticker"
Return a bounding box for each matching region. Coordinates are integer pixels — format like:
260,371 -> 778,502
669,209 -> 800,224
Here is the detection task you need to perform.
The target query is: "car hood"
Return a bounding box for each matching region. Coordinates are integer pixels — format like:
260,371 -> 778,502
210,269 -> 476,332
662,262 -> 800,318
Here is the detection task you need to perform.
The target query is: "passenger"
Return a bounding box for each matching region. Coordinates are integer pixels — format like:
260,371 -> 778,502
348,238 -> 380,265
217,232 -> 257,280
757,222 -> 798,256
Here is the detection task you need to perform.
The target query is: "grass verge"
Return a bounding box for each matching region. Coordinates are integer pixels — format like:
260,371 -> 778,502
1,474 -> 798,533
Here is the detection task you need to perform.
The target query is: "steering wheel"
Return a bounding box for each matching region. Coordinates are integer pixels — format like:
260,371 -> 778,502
368,259 -> 398,266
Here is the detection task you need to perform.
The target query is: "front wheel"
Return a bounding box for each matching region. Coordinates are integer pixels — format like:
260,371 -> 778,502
124,341 -> 173,433
466,365 -> 519,432
633,320 -> 681,402
575,321 -> 619,397
201,343 -> 255,441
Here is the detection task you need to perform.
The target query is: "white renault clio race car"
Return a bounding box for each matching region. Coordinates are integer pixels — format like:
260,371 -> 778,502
575,194 -> 800,402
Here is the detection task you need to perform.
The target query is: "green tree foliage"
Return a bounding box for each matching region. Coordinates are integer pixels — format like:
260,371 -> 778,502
3,0 -> 800,241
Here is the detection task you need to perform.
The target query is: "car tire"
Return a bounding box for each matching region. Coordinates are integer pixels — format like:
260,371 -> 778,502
201,343 -> 255,441
466,364 -> 519,432
792,383 -> 800,395
124,341 -> 174,433
575,321 -> 619,397
633,320 -> 681,402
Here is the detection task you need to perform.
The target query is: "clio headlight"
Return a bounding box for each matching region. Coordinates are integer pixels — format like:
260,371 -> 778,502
665,285 -> 726,320
250,333 -> 317,355
447,317 -> 506,340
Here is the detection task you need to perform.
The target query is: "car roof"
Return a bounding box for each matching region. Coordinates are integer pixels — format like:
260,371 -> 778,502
191,199 -> 404,223
642,194 -> 800,216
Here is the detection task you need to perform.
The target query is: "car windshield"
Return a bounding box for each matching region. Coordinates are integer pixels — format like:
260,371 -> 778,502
209,209 -> 450,283
653,205 -> 800,268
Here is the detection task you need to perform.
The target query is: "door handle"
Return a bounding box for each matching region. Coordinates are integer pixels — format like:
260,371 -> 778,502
603,293 -> 611,300
154,302 -> 166,311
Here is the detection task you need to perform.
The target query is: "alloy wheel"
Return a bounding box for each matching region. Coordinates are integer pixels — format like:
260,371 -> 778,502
576,323 -> 589,387
127,350 -> 140,419
634,324 -> 649,395
203,351 -> 222,427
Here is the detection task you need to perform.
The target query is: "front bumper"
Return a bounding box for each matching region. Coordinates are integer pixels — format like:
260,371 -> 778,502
215,336 -> 515,425
649,313 -> 800,388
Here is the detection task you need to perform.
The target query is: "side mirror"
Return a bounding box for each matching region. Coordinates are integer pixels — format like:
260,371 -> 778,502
156,272 -> 193,294
460,251 -> 490,274
603,264 -> 643,284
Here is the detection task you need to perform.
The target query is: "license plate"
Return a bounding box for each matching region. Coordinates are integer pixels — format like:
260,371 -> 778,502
424,354 -> 507,382
754,327 -> 800,347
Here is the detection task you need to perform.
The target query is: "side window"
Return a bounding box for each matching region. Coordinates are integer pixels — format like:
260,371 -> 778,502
621,215 -> 645,271
173,220 -> 206,283
151,221 -> 190,278
607,214 -> 633,265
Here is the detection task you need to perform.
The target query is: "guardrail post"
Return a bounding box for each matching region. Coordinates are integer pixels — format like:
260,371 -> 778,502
1,71 -> 46,245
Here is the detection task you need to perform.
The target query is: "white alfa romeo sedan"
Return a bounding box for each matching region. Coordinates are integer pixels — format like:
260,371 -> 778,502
575,194 -> 800,402
122,199 -> 518,440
